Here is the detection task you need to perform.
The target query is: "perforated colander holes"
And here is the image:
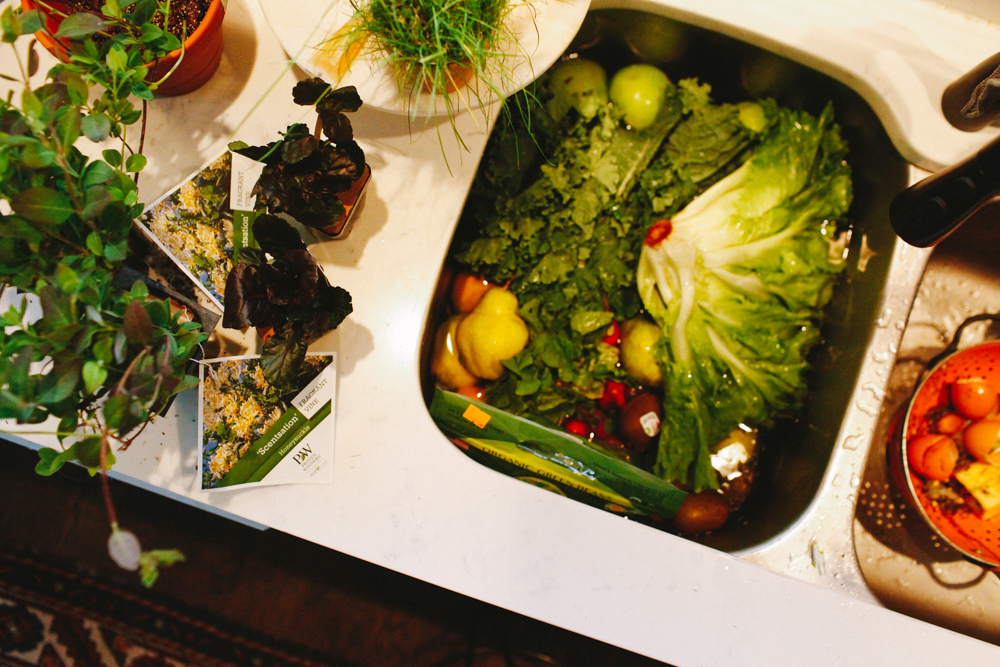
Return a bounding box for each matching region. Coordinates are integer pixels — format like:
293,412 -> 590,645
858,481 -> 906,529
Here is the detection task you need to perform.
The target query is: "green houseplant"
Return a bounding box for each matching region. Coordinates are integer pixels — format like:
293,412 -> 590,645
0,1 -> 210,586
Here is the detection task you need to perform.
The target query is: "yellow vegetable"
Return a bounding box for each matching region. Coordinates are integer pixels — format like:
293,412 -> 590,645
954,462 -> 1000,519
431,315 -> 478,390
619,318 -> 662,386
455,288 -> 529,380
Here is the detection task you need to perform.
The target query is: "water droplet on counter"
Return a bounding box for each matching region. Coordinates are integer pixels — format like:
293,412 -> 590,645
855,399 -> 878,416
842,433 -> 866,450
850,473 -> 860,488
872,350 -> 891,363
832,474 -> 843,487
862,382 -> 886,400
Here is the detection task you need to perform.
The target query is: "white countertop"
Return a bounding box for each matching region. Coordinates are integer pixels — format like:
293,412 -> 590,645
5,0 -> 1000,664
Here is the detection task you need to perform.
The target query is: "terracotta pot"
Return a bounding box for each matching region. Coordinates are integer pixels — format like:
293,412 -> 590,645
21,0 -> 225,96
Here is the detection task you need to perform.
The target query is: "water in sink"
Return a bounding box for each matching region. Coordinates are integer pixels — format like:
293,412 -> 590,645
422,8 -> 909,552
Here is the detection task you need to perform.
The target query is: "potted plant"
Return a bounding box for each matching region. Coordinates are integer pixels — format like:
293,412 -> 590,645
225,78 -> 362,389
0,2 -> 210,585
326,0 -> 525,152
21,0 -> 225,96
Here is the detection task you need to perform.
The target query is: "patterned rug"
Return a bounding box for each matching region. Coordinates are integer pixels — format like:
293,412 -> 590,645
0,550 -> 347,667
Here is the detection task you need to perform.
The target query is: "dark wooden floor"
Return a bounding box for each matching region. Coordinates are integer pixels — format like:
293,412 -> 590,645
0,437 -> 670,667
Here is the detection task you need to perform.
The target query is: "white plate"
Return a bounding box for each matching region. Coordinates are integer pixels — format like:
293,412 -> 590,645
258,0 -> 591,117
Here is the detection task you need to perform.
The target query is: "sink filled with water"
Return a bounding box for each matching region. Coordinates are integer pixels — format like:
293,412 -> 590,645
421,8 -> 911,557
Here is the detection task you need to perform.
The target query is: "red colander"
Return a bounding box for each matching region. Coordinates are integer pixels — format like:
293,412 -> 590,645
897,314 -> 1000,572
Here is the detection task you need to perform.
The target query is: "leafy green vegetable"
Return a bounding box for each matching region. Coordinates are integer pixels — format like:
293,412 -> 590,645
454,69 -> 757,428
637,101 -> 851,491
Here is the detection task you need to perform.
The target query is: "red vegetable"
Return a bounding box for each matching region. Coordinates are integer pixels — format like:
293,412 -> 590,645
950,377 -> 999,420
674,491 -> 730,534
907,433 -> 959,481
644,219 -> 672,247
564,419 -> 590,437
601,320 -> 621,346
936,412 -> 965,435
963,418 -> 1000,465
599,380 -> 627,410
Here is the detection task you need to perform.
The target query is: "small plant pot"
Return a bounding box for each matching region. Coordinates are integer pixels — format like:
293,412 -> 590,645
22,0 -> 225,97
314,164 -> 371,240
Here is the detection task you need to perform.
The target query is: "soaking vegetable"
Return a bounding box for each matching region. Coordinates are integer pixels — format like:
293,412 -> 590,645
610,64 -> 671,129
454,288 -> 529,380
636,102 -> 851,491
443,54 -> 852,525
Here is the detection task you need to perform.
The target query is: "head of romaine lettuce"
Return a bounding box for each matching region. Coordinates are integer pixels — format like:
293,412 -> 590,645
637,100 -> 852,491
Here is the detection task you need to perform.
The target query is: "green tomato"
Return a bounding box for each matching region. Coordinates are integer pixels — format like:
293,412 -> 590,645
610,64 -> 670,130
548,58 -> 608,120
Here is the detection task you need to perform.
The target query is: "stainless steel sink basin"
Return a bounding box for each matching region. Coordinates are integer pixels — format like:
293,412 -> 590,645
419,6 -> 953,605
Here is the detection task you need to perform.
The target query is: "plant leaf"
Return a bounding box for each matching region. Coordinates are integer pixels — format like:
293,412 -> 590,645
81,113 -> 112,142
252,214 -> 306,253
130,0 -> 156,25
12,187 -> 73,226
124,153 -> 146,173
18,11 -> 43,35
260,324 -> 308,390
102,149 -> 122,167
291,78 -> 332,106
56,106 -> 82,150
82,360 -> 107,394
37,358 -> 82,404
27,39 -> 39,76
35,444 -> 77,476
1,6 -> 19,43
20,142 -> 56,168
123,300 -> 154,344
55,12 -> 107,39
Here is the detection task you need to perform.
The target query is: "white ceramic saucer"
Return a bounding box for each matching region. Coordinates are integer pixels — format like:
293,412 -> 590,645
258,0 -> 591,117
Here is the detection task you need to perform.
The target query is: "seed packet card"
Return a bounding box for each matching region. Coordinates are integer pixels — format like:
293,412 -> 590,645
136,151 -> 269,313
198,353 -> 336,491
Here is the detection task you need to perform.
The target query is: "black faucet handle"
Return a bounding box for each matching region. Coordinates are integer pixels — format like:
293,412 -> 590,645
890,133 -> 1000,247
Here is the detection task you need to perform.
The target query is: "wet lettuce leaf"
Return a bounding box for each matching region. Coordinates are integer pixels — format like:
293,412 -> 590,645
637,101 -> 851,490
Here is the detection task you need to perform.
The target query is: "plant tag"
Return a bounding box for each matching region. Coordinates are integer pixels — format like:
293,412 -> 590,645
230,151 -> 266,253
198,353 -> 337,491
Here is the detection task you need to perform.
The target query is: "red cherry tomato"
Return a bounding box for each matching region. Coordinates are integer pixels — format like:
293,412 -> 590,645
674,491 -> 730,534
963,418 -> 1000,465
907,433 -> 959,481
564,419 -> 590,437
601,320 -> 621,346
599,380 -> 627,410
936,412 -> 965,435
950,377 -> 999,420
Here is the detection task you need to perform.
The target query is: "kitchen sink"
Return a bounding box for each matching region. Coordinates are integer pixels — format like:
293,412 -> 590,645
420,8 -> 927,596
